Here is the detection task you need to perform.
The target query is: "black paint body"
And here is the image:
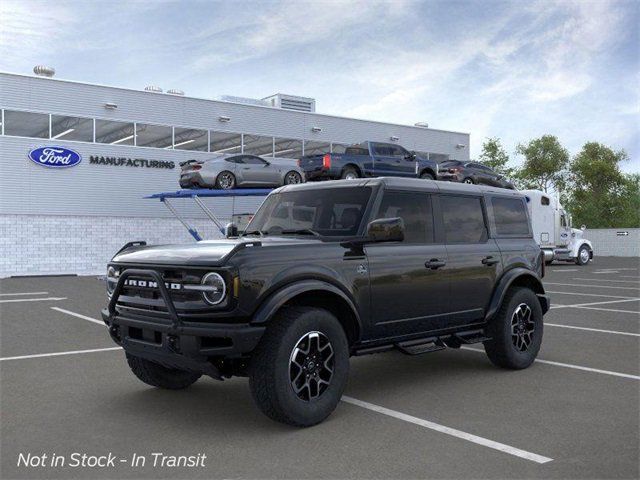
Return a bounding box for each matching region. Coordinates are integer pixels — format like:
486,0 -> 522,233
102,178 -> 549,377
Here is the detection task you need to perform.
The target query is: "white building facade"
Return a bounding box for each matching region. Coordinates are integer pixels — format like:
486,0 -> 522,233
0,72 -> 470,277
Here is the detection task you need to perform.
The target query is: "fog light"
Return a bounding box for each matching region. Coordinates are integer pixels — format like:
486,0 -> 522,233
201,272 -> 226,305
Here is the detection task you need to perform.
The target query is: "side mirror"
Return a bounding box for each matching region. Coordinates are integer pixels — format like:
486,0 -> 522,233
404,152 -> 416,160
225,222 -> 239,238
581,225 -> 586,231
366,217 -> 405,243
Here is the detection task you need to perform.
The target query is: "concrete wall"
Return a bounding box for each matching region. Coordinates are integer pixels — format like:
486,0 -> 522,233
584,228 -> 640,257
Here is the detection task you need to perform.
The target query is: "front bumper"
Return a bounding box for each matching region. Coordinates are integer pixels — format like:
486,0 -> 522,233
103,268 -> 264,378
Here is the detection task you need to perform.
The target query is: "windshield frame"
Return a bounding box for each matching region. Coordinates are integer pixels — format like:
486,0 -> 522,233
243,184 -> 380,240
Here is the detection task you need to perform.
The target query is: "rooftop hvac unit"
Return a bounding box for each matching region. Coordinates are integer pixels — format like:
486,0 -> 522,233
167,89 -> 184,96
218,95 -> 270,107
262,93 -> 316,113
144,85 -> 163,93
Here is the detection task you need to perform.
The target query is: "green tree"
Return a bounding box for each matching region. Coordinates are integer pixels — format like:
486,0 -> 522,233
478,137 -> 513,177
515,135 -> 569,192
567,142 -> 639,228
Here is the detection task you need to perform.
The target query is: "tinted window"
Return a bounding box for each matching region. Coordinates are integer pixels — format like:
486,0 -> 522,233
345,147 -> 369,156
242,155 -> 267,165
372,144 -> 393,156
491,197 -> 530,236
441,195 -> 487,244
376,191 -> 434,243
225,156 -> 243,164
246,187 -> 372,237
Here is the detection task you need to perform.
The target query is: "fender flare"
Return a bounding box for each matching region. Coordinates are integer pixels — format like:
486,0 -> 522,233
251,279 -> 362,334
485,268 -> 547,321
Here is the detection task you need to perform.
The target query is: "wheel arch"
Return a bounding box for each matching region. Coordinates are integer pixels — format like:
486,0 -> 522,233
571,239 -> 593,258
252,280 -> 362,345
342,163 -> 362,177
419,167 -> 436,178
485,268 -> 548,321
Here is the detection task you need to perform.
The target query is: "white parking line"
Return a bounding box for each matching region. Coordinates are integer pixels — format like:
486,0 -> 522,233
573,278 -> 640,284
51,307 -> 105,326
341,396 -> 553,464
550,298 -> 640,309
569,306 -> 640,315
545,323 -> 640,337
0,291 -> 49,296
549,269 -> 578,272
545,291 -> 636,299
0,347 -> 121,362
620,275 -> 640,279
594,271 -> 619,274
0,297 -> 67,304
462,347 -> 640,380
545,282 -> 640,291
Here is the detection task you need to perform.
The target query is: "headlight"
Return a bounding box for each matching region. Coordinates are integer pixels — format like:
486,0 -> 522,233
106,266 -> 119,297
201,272 -> 226,305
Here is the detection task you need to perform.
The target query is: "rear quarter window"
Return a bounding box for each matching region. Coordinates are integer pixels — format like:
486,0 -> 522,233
440,195 -> 488,244
491,197 -> 531,236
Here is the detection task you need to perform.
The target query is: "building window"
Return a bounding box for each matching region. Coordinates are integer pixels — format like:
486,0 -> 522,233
173,127 -> 208,151
210,131 -> 242,154
135,123 -> 172,148
243,134 -> 274,156
304,140 -> 330,156
95,119 -> 135,145
273,137 -> 303,159
51,115 -> 93,142
3,110 -> 49,138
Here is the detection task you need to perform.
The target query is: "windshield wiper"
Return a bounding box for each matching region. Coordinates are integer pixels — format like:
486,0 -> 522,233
280,229 -> 321,237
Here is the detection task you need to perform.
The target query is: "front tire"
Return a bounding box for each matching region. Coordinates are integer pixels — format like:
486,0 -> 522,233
576,245 -> 591,265
126,353 -> 201,390
420,171 -> 435,180
249,307 -> 349,427
215,171 -> 236,189
483,287 -> 543,370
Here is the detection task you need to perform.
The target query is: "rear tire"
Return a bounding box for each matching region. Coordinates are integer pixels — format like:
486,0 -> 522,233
575,245 -> 591,265
420,172 -> 435,180
284,171 -> 303,185
483,287 -> 543,370
463,177 -> 475,184
215,171 -> 236,189
126,353 -> 201,390
249,306 -> 349,427
341,167 -> 359,180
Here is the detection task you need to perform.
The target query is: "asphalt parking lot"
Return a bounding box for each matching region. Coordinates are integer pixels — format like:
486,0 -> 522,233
1,257 -> 638,479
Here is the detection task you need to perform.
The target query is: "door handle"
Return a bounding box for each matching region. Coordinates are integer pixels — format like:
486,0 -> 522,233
425,259 -> 446,270
481,255 -> 499,266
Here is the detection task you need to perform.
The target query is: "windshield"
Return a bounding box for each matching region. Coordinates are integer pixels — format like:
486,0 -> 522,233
245,187 -> 373,237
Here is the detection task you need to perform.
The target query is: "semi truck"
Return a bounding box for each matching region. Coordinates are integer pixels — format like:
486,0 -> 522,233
522,190 -> 593,265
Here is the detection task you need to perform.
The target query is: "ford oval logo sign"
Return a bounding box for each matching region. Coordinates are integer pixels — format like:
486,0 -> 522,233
28,146 -> 82,168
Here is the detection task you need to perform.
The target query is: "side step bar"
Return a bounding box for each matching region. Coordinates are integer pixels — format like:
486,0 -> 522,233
353,330 -> 491,357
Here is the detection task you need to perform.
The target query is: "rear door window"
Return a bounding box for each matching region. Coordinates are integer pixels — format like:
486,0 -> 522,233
441,195 -> 488,243
375,191 -> 434,243
491,197 -> 531,236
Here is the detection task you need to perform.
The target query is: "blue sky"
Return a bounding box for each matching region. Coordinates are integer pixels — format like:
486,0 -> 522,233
2,0 -> 638,172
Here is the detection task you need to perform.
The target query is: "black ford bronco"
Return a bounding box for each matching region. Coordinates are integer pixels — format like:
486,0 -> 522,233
102,178 -> 549,427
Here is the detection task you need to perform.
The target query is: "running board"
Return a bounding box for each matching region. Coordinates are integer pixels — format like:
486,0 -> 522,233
396,338 -> 445,356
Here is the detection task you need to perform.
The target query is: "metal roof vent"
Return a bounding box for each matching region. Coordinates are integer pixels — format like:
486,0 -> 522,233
414,122 -> 429,128
167,89 -> 184,96
144,85 -> 163,93
33,65 -> 55,77
262,93 -> 316,113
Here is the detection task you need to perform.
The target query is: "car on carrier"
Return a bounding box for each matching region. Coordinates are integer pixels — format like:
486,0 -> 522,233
437,160 -> 516,189
298,141 -> 438,181
102,178 -> 549,427
179,154 -> 305,189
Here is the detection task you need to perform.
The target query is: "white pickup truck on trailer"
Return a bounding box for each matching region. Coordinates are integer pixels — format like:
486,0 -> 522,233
521,190 -> 594,266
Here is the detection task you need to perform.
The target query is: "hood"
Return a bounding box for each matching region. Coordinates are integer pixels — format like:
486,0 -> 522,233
112,236 -> 323,266
571,228 -> 584,239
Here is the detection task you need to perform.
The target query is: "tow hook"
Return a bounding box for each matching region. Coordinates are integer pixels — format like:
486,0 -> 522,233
109,325 -> 121,342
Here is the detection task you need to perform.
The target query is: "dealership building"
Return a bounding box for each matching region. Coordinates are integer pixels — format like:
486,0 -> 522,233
0,69 -> 470,277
